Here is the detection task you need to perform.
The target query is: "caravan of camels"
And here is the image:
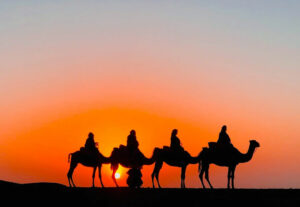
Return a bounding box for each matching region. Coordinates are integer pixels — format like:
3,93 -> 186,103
67,126 -> 260,189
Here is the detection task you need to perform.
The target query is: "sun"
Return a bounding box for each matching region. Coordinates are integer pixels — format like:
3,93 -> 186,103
115,172 -> 121,179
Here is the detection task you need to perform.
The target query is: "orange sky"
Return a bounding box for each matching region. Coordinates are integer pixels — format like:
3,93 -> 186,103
1,1 -> 300,188
1,102 -> 299,188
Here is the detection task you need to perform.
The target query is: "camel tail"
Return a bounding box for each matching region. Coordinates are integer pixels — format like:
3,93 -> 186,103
68,153 -> 72,163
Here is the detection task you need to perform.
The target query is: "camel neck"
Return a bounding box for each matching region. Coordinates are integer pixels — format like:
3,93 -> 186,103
239,144 -> 256,163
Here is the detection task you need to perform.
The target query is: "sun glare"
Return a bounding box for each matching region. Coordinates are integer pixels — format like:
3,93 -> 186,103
115,172 -> 121,179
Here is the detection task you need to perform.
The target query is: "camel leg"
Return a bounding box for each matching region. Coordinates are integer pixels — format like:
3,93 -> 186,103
67,171 -> 72,187
204,165 -> 213,189
231,165 -> 236,189
199,161 -> 206,189
181,165 -> 187,188
156,162 -> 163,188
199,167 -> 206,189
151,163 -> 156,188
227,167 -> 232,189
152,161 -> 163,188
112,164 -> 119,187
71,177 -> 76,187
92,167 -> 97,188
98,165 -> 104,188
70,170 -> 76,187
67,161 -> 77,187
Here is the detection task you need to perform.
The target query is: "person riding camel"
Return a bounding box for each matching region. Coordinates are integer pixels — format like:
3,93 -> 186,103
127,130 -> 139,154
217,125 -> 232,146
125,129 -> 144,168
84,132 -> 99,155
170,129 -> 185,154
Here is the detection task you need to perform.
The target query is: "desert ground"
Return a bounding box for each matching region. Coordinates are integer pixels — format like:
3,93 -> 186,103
1,180 -> 299,207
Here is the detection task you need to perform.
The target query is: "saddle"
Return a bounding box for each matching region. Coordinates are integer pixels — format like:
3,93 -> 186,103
80,147 -> 100,160
207,142 -> 237,156
163,146 -> 189,160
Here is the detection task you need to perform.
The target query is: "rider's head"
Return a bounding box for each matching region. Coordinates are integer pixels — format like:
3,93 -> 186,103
88,132 -> 94,139
171,129 -> 178,136
221,125 -> 227,132
130,130 -> 136,136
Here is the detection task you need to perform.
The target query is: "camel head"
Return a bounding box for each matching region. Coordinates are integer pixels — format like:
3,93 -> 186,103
250,140 -> 260,148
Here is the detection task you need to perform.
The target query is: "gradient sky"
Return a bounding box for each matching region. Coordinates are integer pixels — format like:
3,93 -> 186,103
0,0 -> 300,188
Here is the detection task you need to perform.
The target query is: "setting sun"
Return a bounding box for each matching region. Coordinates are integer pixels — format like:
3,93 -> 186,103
115,173 -> 121,179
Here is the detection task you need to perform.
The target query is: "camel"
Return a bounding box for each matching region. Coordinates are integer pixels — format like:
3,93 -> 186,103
151,147 -> 201,188
67,150 -> 110,187
198,140 -> 260,189
109,146 -> 156,187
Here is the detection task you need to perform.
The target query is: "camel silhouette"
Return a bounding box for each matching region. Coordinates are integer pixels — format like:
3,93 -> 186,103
198,140 -> 260,189
151,147 -> 200,188
109,146 -> 155,187
67,150 -> 110,187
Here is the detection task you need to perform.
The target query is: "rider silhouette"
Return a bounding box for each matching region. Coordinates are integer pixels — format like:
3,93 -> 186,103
127,130 -> 139,154
170,129 -> 184,153
217,125 -> 232,146
125,130 -> 143,187
84,132 -> 99,154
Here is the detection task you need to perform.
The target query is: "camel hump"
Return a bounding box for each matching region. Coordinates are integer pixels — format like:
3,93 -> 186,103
163,146 -> 170,150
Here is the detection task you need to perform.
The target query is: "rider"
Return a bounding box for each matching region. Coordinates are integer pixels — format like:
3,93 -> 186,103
127,130 -> 139,154
126,129 -> 145,168
84,132 -> 99,154
170,129 -> 185,153
217,125 -> 232,146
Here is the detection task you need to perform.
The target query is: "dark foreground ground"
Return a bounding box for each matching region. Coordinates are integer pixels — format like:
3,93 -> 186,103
1,180 -> 300,207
